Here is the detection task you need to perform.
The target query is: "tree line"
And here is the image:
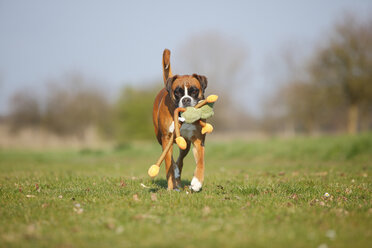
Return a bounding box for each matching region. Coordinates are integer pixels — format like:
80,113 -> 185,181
3,14 -> 372,140
262,15 -> 372,135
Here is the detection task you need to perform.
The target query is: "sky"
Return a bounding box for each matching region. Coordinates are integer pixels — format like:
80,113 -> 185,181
0,0 -> 371,115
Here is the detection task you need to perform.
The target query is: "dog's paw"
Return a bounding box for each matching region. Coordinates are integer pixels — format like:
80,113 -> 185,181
190,177 -> 202,192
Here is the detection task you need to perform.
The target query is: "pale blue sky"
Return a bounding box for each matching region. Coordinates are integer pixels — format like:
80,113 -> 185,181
0,0 -> 371,114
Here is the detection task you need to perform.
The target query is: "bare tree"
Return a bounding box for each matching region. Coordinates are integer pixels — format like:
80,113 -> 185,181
309,15 -> 372,134
44,73 -> 111,137
177,32 -> 250,131
264,14 -> 372,135
8,89 -> 41,131
261,43 -> 318,135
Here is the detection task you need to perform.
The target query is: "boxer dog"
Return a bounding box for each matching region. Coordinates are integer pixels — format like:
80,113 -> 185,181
153,49 -> 208,191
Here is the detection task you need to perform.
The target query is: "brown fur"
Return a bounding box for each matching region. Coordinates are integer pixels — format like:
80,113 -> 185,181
152,49 -> 207,190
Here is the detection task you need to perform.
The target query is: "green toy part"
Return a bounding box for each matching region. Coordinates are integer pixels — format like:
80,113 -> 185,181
181,102 -> 215,124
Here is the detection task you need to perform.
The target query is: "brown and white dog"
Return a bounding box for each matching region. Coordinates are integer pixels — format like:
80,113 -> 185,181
152,49 -> 208,191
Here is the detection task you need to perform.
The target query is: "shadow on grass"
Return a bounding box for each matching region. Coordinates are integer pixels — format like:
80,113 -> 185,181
151,178 -> 191,192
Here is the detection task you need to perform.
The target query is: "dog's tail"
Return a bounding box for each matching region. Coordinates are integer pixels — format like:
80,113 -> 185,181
162,49 -> 173,84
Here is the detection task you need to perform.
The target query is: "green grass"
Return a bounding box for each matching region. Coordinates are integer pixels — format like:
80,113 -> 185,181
0,133 -> 371,248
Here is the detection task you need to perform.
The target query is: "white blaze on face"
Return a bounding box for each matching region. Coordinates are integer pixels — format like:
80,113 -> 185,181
179,84 -> 197,108
184,85 -> 188,96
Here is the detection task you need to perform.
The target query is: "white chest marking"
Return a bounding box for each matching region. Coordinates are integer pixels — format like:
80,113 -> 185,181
180,123 -> 197,140
168,121 -> 174,133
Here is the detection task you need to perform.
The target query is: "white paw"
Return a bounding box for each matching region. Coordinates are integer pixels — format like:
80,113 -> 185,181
190,177 -> 202,192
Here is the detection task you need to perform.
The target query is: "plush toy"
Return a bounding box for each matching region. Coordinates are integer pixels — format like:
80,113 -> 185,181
174,94 -> 218,150
148,95 -> 218,178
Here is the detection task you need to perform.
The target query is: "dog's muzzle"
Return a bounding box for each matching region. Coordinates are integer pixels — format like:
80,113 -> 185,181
181,97 -> 192,107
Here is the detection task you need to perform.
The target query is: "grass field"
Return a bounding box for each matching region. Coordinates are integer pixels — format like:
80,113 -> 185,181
0,133 -> 371,248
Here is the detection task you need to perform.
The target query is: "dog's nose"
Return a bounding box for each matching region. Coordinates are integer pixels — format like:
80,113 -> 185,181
182,97 -> 191,106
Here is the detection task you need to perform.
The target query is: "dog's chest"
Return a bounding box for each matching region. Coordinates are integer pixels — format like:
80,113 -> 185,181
180,123 -> 197,140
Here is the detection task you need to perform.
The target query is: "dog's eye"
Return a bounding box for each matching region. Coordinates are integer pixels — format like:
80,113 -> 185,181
189,87 -> 199,97
174,87 -> 184,99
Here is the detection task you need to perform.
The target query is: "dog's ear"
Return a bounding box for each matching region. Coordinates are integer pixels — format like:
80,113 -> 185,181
193,74 -> 208,92
166,75 -> 178,95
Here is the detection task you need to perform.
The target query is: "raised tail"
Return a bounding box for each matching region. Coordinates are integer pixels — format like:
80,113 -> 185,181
162,49 -> 173,84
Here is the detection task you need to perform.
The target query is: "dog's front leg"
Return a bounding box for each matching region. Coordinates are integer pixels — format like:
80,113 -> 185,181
162,135 -> 175,190
191,137 -> 205,192
174,141 -> 191,188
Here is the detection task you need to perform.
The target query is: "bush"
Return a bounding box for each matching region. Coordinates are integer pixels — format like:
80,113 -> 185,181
113,85 -> 160,141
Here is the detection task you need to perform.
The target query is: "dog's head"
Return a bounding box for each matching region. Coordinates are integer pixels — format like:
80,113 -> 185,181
166,74 -> 208,108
